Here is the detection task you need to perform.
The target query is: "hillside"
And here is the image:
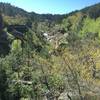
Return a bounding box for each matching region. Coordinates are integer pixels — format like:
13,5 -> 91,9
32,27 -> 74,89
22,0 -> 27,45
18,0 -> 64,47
1,2 -> 100,23
67,3 -> 100,19
0,2 -> 100,100
0,2 -> 65,23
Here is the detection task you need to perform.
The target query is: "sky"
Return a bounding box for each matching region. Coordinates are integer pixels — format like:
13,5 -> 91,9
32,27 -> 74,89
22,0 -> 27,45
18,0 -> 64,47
0,0 -> 100,14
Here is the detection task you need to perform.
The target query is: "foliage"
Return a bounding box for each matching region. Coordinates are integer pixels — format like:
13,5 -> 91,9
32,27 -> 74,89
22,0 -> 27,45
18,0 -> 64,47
0,2 -> 100,100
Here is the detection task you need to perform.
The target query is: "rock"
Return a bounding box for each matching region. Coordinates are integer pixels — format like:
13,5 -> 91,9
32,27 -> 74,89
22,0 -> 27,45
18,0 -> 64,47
58,92 -> 72,100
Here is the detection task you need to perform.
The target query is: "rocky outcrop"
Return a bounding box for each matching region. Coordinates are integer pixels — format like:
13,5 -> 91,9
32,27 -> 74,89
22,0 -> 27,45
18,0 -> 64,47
0,14 -> 10,56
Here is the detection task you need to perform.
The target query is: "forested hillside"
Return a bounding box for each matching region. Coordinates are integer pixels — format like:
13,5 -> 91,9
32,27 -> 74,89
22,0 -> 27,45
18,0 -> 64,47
0,3 -> 65,23
0,2 -> 100,100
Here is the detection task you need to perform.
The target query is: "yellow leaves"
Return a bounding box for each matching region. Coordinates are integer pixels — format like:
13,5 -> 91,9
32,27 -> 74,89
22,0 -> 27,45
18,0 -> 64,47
51,56 -> 64,75
81,65 -> 92,80
93,79 -> 100,86
11,39 -> 22,52
4,15 -> 27,25
89,47 -> 100,58
96,62 -> 100,70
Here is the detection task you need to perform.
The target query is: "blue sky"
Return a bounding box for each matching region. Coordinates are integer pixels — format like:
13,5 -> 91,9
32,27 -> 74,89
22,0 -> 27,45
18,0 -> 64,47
0,0 -> 100,14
